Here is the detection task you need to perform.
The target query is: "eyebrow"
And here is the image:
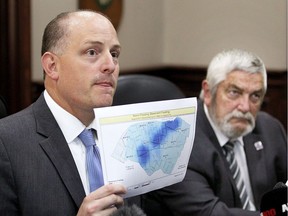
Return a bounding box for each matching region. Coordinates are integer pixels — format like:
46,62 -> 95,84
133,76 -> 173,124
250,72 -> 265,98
83,40 -> 121,50
228,84 -> 264,94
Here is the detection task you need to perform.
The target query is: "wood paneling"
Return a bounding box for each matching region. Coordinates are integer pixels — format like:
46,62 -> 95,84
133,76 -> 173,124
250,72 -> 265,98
121,67 -> 287,130
33,66 -> 287,129
0,0 -> 32,114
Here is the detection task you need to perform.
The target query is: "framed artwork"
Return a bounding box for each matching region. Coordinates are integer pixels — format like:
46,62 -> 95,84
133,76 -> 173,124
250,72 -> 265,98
79,0 -> 123,30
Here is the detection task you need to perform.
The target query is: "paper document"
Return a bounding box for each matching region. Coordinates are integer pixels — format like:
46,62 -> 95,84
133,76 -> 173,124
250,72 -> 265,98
94,97 -> 197,198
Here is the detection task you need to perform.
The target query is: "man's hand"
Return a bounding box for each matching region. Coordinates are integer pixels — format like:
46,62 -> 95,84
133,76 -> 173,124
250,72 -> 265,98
77,184 -> 127,216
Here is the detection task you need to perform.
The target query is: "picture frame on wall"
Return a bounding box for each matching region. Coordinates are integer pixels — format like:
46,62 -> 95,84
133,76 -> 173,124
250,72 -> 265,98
78,0 -> 123,30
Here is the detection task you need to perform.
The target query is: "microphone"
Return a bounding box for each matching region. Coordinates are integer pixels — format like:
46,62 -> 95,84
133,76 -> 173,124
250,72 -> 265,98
111,204 -> 146,216
260,182 -> 288,216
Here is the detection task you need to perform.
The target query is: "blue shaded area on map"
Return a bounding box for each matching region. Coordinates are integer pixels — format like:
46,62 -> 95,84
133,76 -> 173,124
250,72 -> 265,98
112,117 -> 190,176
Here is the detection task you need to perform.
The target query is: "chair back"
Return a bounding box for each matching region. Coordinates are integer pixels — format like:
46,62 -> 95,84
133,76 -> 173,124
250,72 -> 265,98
113,74 -> 185,105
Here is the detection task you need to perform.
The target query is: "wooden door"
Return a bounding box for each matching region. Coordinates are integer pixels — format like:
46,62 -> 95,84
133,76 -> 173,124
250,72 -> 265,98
0,0 -> 31,114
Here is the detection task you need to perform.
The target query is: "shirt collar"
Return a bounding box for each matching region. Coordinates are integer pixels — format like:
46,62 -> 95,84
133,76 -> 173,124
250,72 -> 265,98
44,90 -> 96,143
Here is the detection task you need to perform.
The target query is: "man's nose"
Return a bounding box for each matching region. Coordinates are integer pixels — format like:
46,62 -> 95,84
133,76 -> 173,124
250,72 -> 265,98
237,95 -> 250,112
100,53 -> 116,73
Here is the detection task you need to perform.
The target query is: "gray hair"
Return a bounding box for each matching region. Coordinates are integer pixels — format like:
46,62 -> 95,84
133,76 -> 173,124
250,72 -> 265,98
199,49 -> 267,99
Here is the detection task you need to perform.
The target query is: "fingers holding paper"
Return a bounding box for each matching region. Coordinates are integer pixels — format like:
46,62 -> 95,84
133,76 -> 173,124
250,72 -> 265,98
77,184 -> 127,216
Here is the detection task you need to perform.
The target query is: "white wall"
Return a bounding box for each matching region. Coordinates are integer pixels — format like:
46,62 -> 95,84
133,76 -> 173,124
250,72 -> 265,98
31,0 -> 77,81
31,0 -> 287,81
116,0 -> 164,71
162,0 -> 287,69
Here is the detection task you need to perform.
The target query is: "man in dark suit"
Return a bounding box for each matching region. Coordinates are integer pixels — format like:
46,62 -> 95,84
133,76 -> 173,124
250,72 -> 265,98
142,49 -> 287,215
0,10 -> 127,216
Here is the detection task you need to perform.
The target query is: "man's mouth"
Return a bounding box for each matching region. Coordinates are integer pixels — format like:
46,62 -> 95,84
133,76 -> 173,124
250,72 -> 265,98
94,80 -> 114,88
230,117 -> 251,124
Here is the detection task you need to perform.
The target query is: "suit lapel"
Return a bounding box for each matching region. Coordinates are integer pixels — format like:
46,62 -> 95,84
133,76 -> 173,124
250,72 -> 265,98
33,94 -> 86,208
243,134 -> 267,205
198,100 -> 250,206
39,131 -> 86,207
198,100 -> 268,207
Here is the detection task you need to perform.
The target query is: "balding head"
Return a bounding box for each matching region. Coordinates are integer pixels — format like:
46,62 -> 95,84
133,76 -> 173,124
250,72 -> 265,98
41,10 -> 114,56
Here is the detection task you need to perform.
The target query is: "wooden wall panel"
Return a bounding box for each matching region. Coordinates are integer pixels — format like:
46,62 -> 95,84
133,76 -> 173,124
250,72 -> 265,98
122,67 -> 287,130
0,0 -> 31,114
32,67 -> 287,130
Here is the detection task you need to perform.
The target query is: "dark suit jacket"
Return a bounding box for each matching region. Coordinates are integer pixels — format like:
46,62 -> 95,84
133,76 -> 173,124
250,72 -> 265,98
0,94 -> 86,215
142,100 -> 287,216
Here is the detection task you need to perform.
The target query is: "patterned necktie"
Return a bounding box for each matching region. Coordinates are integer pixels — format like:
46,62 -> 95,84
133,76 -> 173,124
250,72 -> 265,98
78,129 -> 104,192
223,141 -> 249,209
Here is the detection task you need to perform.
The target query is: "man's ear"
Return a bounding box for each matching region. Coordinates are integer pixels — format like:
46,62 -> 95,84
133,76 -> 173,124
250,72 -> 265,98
41,52 -> 59,80
202,80 -> 212,106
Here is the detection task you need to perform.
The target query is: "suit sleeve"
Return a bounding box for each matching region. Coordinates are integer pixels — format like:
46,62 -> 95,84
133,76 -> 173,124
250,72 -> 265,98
255,112 -> 287,181
0,138 -> 19,216
143,160 -> 260,216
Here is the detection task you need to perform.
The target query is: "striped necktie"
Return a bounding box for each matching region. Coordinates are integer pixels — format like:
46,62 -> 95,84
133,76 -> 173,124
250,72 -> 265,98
223,141 -> 249,209
78,129 -> 104,192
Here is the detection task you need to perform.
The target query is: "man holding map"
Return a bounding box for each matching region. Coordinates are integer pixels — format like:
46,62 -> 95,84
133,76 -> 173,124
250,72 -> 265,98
0,9 -> 198,216
0,10 -> 127,216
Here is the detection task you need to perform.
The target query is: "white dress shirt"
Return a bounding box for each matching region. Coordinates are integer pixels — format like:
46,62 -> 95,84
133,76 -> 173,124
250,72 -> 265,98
204,104 -> 256,210
44,90 -> 96,195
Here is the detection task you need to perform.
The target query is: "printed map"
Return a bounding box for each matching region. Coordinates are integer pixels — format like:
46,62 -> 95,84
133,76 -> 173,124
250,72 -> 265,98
112,117 -> 190,176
